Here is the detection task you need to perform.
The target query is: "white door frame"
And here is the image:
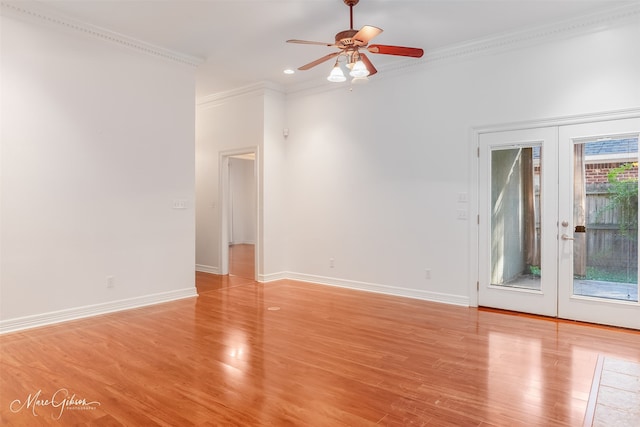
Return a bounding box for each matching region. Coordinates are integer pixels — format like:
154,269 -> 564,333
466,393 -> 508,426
470,108 -> 640,310
557,118 -> 640,329
219,147 -> 260,279
476,126 -> 559,317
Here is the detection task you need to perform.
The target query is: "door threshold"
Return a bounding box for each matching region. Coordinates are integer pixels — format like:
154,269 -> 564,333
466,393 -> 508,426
478,306 -> 640,333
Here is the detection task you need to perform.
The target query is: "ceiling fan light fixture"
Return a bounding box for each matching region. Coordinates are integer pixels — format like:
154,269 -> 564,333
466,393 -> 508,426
327,63 -> 347,82
349,59 -> 369,78
286,0 -> 422,83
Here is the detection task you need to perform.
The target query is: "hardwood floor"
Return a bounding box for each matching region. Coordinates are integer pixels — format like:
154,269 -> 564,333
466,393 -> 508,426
229,244 -> 255,280
1,274 -> 640,426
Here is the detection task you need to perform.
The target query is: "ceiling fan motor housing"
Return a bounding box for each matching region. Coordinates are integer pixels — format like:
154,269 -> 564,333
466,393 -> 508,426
335,29 -> 359,48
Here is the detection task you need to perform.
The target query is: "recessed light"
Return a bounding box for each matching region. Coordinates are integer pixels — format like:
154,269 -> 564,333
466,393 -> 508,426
283,69 -> 295,75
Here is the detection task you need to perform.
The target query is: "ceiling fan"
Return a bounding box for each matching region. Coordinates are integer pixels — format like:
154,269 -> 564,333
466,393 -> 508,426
286,0 -> 424,82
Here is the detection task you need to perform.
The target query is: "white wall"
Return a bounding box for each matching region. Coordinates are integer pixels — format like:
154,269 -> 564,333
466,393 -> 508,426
195,86 -> 288,278
283,20 -> 639,303
194,13 -> 639,305
0,14 -> 197,330
229,157 -> 256,244
261,89 -> 288,279
195,90 -> 264,273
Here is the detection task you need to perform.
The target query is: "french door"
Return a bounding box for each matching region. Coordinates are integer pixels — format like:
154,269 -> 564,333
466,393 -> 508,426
478,117 -> 640,329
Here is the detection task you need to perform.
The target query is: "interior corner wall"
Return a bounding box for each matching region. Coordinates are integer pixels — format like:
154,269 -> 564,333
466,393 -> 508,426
195,87 -> 287,279
261,89 -> 288,279
195,92 -> 264,273
283,20 -> 640,303
0,15 -> 196,328
229,157 -> 256,245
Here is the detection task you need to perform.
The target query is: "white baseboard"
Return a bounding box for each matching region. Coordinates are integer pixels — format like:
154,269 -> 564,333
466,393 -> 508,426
272,272 -> 470,307
0,272 -> 468,334
258,271 -> 289,282
0,287 -> 198,334
196,264 -> 219,274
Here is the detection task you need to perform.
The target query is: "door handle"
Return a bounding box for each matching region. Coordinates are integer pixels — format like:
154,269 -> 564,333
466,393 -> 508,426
561,234 -> 574,241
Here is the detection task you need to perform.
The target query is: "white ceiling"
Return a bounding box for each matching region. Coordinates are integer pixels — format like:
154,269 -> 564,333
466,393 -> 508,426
31,0 -> 633,97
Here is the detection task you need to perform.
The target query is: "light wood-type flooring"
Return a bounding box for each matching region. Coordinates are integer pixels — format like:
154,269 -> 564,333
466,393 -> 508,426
1,245 -> 640,426
229,243 -> 255,280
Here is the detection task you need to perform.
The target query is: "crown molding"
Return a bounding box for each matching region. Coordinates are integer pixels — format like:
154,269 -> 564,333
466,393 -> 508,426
285,2 -> 640,96
0,1 -> 204,67
196,81 -> 285,108
422,2 -> 640,66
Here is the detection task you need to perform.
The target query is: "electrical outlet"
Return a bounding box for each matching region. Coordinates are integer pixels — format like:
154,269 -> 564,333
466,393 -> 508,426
329,258 -> 335,268
172,200 -> 187,209
457,209 -> 468,220
425,269 -> 431,280
106,276 -> 115,288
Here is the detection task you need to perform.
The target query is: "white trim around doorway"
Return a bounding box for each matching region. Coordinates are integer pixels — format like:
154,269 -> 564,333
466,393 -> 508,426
468,107 -> 640,312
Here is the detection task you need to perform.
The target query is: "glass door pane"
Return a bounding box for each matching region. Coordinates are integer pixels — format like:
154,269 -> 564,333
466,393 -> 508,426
572,138 -> 638,302
558,117 -> 640,330
479,117 -> 640,328
491,146 -> 541,290
479,126 -> 557,317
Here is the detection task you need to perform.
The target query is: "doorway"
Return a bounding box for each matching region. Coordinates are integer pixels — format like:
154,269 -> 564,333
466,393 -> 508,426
477,116 -> 640,329
220,149 -> 258,280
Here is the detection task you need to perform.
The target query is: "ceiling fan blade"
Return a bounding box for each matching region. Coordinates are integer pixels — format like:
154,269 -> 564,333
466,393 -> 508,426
368,44 -> 424,58
287,39 -> 335,47
360,53 -> 377,76
298,52 -> 340,70
352,25 -> 383,46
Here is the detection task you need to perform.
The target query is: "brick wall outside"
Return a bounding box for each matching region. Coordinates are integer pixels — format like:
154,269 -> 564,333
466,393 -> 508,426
585,162 -> 638,184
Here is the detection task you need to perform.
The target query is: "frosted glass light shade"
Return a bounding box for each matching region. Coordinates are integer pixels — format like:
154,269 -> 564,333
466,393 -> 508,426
349,60 -> 369,78
327,65 -> 346,82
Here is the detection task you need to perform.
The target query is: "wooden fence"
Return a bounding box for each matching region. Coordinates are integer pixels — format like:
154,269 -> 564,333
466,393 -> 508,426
585,189 -> 637,272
